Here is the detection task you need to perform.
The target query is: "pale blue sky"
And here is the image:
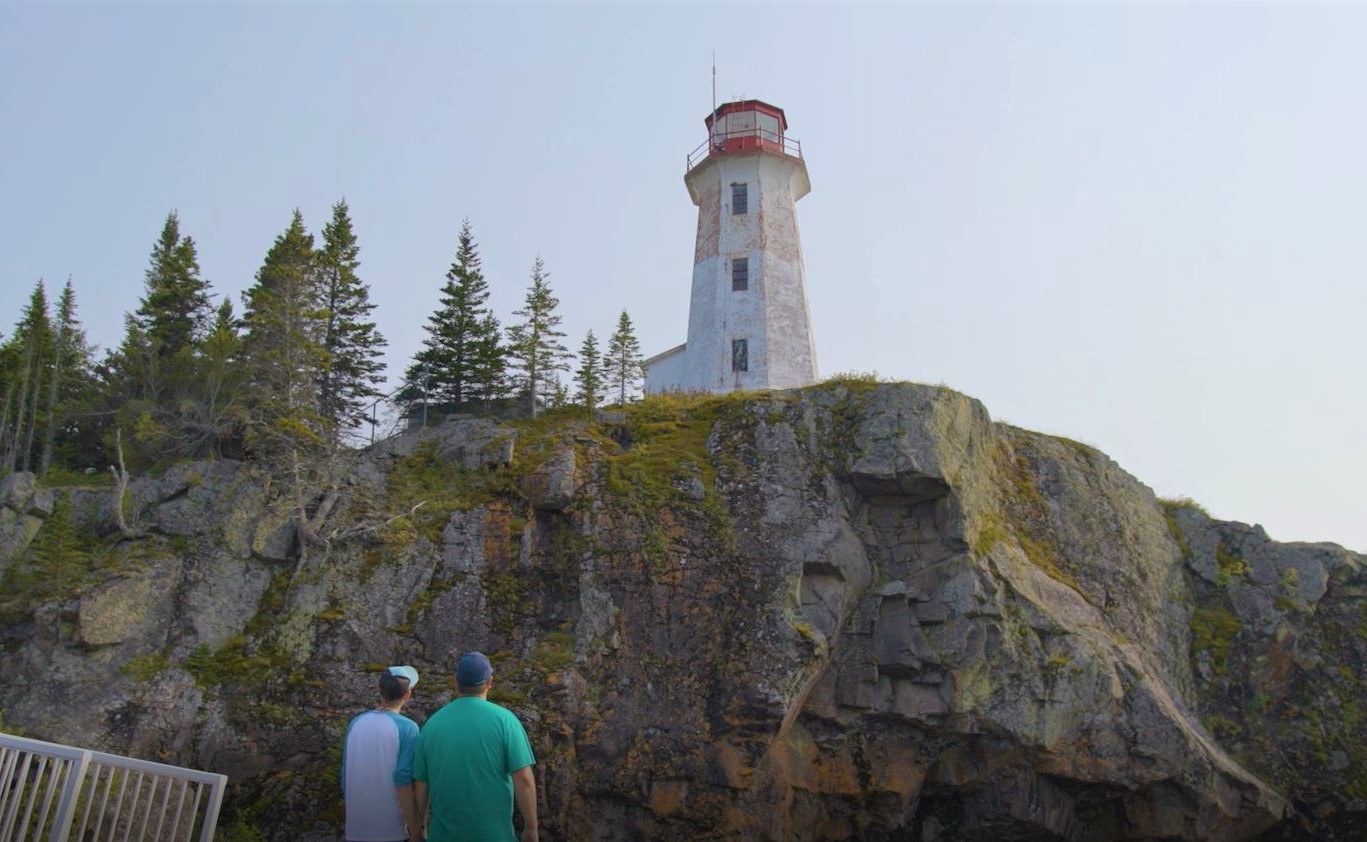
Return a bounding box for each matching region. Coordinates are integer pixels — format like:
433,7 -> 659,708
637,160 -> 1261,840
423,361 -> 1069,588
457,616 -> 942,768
2,2 -> 1364,550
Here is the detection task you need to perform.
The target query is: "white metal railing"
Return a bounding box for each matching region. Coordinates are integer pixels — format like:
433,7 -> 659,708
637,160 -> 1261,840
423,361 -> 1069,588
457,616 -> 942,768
686,128 -> 803,171
0,733 -> 226,842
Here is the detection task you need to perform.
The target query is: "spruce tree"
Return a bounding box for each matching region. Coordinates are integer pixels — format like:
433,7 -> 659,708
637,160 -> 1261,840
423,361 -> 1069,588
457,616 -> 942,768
404,219 -> 498,413
241,210 -> 329,489
605,309 -> 645,407
469,312 -> 507,412
96,212 -> 220,469
505,257 -> 570,418
39,280 -> 93,474
189,297 -> 247,459
316,199 -> 386,440
136,211 -> 213,357
574,330 -> 605,414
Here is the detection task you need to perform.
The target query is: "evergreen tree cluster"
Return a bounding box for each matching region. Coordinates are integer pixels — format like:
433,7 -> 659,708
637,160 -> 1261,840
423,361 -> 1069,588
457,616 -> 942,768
398,219 -> 645,421
0,206 -> 647,481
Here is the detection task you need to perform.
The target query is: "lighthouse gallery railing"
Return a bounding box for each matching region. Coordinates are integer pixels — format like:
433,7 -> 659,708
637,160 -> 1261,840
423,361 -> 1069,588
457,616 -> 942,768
0,732 -> 226,842
687,128 -> 802,172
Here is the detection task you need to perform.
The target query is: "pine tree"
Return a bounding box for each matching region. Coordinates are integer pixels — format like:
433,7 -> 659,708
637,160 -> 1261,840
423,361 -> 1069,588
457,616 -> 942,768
505,257 -> 570,418
241,211 -> 329,511
404,219 -> 498,413
605,309 -> 645,407
135,211 -> 213,357
574,330 -> 605,414
316,199 -> 386,441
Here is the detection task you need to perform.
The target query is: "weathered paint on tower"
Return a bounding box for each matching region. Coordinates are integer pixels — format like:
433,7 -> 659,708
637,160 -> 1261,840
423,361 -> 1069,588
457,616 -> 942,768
645,100 -> 818,393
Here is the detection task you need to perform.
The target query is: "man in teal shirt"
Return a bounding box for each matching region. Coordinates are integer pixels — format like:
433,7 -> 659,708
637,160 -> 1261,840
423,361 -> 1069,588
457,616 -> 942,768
414,652 -> 538,842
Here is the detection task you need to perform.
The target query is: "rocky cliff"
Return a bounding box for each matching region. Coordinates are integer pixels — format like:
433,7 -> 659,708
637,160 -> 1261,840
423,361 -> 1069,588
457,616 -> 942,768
0,381 -> 1362,840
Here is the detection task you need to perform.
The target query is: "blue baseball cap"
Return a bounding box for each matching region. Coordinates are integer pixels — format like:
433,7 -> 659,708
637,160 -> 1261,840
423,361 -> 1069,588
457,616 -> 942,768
456,652 -> 492,686
386,665 -> 419,689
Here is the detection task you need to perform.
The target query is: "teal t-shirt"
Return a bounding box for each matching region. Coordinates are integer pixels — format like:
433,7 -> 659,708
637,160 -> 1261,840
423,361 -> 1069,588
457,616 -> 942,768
414,696 -> 536,842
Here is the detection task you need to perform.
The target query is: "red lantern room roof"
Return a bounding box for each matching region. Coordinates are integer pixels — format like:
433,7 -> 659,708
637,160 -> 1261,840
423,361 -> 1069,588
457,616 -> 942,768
703,99 -> 788,132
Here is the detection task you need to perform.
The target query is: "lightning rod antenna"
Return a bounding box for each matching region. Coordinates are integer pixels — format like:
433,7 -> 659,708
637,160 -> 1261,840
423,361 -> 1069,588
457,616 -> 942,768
712,51 -> 717,121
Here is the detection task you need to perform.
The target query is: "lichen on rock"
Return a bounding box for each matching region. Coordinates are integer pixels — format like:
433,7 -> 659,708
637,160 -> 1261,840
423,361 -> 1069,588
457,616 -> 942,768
0,382 -> 1362,840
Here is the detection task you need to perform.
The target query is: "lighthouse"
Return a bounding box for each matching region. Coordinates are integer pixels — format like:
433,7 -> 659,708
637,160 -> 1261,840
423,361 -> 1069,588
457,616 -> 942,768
644,99 -> 818,393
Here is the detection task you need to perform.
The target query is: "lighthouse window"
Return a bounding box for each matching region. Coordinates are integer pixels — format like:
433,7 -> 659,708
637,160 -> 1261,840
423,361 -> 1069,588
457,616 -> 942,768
731,257 -> 749,291
731,339 -> 749,372
757,113 -> 781,143
731,182 -> 748,215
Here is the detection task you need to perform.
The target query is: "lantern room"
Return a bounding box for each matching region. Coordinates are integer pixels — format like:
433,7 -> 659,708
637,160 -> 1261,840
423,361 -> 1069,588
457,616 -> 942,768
686,99 -> 801,173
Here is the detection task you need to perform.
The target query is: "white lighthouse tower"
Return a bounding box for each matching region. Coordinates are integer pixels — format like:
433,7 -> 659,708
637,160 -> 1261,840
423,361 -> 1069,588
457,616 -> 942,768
644,99 -> 818,393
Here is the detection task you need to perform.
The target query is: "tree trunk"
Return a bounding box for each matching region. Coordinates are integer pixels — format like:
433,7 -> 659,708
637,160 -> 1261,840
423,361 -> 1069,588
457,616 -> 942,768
38,334 -> 64,475
20,361 -> 42,473
0,384 -> 15,470
11,339 -> 38,472
109,428 -> 144,539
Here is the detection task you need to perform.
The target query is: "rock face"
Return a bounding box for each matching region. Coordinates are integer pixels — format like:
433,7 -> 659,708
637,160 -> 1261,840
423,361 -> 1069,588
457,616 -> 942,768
0,382 -> 1362,840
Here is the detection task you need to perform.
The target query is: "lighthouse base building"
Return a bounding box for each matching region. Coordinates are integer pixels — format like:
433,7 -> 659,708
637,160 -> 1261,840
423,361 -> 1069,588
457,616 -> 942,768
645,99 -> 818,394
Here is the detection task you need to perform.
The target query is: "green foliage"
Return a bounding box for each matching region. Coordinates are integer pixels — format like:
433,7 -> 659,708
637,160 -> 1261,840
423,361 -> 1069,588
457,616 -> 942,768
484,573 -> 529,635
604,310 -> 644,407
1215,541 -> 1251,584
1275,566 -> 1302,612
98,215 -> 245,469
1158,496 -> 1211,517
1042,652 -> 1073,679
505,256 -> 570,418
821,370 -> 883,390
121,651 -> 172,682
574,329 -> 604,413
0,498 -> 99,620
603,391 -> 731,514
1,280 -> 55,473
382,440 -> 516,543
1190,605 -> 1241,675
136,211 -> 214,357
403,218 -> 500,413
183,643 -> 220,684
241,210 -> 330,461
529,631 -> 575,674
238,210 -> 335,525
1205,714 -> 1242,740
215,817 -> 268,842
982,436 -> 1083,593
971,513 -> 1010,557
185,634 -> 286,689
39,466 -> 114,487
1160,503 -> 1190,559
316,199 -> 386,439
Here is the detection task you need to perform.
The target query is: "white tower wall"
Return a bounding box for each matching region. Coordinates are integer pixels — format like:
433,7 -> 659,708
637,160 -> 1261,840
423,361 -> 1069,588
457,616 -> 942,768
680,151 -> 817,392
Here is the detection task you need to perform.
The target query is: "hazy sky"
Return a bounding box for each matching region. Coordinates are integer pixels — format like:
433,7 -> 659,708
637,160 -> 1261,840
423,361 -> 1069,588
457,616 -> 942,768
2,2 -> 1364,551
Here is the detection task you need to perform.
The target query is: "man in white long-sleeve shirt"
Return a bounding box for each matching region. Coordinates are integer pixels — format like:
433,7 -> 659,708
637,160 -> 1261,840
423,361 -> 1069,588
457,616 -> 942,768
341,665 -> 421,842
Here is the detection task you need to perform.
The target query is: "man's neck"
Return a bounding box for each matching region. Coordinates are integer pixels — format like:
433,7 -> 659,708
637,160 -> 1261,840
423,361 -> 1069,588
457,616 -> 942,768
377,701 -> 404,713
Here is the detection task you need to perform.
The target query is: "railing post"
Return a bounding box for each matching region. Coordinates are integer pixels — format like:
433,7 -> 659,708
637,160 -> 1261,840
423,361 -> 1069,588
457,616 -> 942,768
47,750 -> 91,842
198,780 -> 225,842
